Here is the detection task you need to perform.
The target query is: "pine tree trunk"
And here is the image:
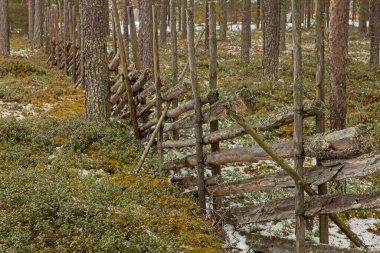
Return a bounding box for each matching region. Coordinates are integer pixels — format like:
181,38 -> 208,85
280,0 -> 287,50
241,0 -> 251,63
160,0 -> 169,45
181,0 -> 187,39
33,0 -> 43,49
329,0 -> 347,130
122,0 -> 130,62
205,0 -> 209,50
256,0 -> 261,29
63,0 -> 70,43
359,0 -> 369,32
0,0 -> 9,56
28,0 -> 35,41
82,0 -> 111,121
219,0 -> 227,40
369,0 -> 380,66
263,0 -> 280,79
140,0 -> 153,69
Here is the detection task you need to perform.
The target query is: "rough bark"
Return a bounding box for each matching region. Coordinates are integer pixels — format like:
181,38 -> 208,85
208,154 -> 380,195
219,0 -> 227,40
162,100 -> 324,148
329,0 -> 347,131
263,0 -> 280,79
163,125 -> 371,170
33,0 -> 43,49
181,0 -> 187,39
369,0 -> 380,66
170,0 -> 179,140
28,0 -> 35,41
359,0 -> 369,33
160,0 -> 169,45
0,0 -> 9,56
63,0 -> 70,43
228,191 -> 380,224
241,0 -> 252,63
246,234 -> 367,253
140,0 -> 153,69
122,0 -> 130,63
128,6 -> 141,69
83,0 -> 110,121
280,0 -> 287,50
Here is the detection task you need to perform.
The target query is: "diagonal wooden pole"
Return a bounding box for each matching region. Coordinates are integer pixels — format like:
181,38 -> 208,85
226,108 -> 367,249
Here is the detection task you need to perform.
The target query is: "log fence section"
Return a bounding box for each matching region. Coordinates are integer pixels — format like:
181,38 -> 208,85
42,2 -> 378,252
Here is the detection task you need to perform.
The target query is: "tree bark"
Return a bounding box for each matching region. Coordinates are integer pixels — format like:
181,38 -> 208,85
181,0 -> 187,39
263,0 -> 280,79
329,0 -> 347,131
160,0 -> 169,45
0,0 -> 9,56
280,0 -> 287,50
241,0 -> 252,63
28,0 -> 35,41
33,0 -> 43,49
170,0 -> 179,140
83,0 -> 111,121
63,0 -> 70,43
369,0 -> 380,66
122,0 -> 130,63
359,0 -> 369,33
219,0 -> 227,40
140,0 -> 153,69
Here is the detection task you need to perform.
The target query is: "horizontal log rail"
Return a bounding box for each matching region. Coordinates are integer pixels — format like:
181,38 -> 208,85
162,100 -> 324,148
228,191 -> 380,225
164,125 -> 371,170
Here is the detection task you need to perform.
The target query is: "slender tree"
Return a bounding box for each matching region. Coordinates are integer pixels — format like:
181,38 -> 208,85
0,0 -> 9,56
160,0 -> 169,45
256,0 -> 261,29
369,0 -> 380,66
33,0 -> 43,49
263,0 -> 280,79
329,0 -> 347,130
28,0 -> 35,41
63,0 -> 70,43
122,0 -> 130,62
82,0 -> 110,121
205,0 -> 209,50
181,0 -> 187,39
241,0 -> 251,63
359,0 -> 369,33
139,0 -> 153,69
280,0 -> 287,50
219,0 -> 227,40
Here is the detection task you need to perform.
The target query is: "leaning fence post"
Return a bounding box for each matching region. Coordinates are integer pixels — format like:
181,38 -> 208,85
187,8 -> 206,214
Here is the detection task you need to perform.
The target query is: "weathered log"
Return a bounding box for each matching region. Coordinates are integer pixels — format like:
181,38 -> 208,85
228,191 -> 380,225
165,91 -> 218,118
245,234 -> 366,253
162,100 -> 324,148
208,154 -> 380,196
171,176 -> 218,186
108,53 -> 120,71
163,125 -> 371,170
163,88 -> 255,132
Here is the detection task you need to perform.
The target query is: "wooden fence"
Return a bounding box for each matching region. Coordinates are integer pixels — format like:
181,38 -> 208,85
43,2 -> 379,252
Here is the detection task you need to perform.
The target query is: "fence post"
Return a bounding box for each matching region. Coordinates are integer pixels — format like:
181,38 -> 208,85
127,6 -> 141,70
187,8 -> 206,214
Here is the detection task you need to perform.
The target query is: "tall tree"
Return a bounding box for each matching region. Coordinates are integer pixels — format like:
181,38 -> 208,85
241,0 -> 251,63
359,0 -> 369,33
369,0 -> 380,65
205,0 -> 209,50
280,0 -> 287,50
181,0 -> 187,39
63,0 -> 70,43
263,0 -> 280,79
82,0 -> 110,121
28,0 -> 35,41
0,0 -> 9,56
160,0 -> 169,45
139,0 -> 153,69
329,0 -> 347,130
256,0 -> 261,29
33,0 -> 43,49
219,0 -> 227,40
122,0 -> 130,62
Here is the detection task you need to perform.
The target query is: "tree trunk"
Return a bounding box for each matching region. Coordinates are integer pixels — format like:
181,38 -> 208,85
359,0 -> 369,33
256,0 -> 261,29
181,0 -> 187,39
241,0 -> 251,63
369,0 -> 380,66
329,0 -> 347,131
83,0 -> 111,121
160,0 -> 169,45
205,0 -> 209,50
122,0 -> 130,63
28,0 -> 35,41
280,0 -> 287,50
170,0 -> 179,140
33,0 -> 43,49
263,0 -> 280,79
219,0 -> 227,40
63,0 -> 70,43
140,0 -> 153,69
0,0 -> 9,56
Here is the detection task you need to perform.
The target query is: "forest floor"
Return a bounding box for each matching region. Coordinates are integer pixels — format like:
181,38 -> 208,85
0,23 -> 379,252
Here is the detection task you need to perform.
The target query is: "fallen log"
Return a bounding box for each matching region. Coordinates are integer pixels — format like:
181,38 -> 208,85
171,176 -> 218,186
227,191 -> 380,225
163,125 -> 371,170
162,100 -> 324,148
245,234 -> 366,253
163,88 -> 255,132
208,154 -> 380,196
108,53 -> 120,71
